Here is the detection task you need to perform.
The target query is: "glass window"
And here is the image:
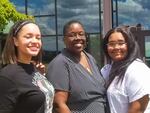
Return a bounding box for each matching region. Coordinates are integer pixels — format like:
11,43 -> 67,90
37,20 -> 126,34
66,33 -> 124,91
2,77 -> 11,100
88,34 -> 103,67
145,36 -> 150,67
112,0 -> 117,11
101,0 -> 103,12
28,0 -> 55,15
57,0 -> 100,34
113,12 -> 117,27
145,36 -> 150,57
58,36 -> 65,51
42,36 -> 57,64
8,0 -> 103,65
35,17 -> 56,35
42,36 -> 56,52
114,0 -> 150,29
10,0 -> 26,14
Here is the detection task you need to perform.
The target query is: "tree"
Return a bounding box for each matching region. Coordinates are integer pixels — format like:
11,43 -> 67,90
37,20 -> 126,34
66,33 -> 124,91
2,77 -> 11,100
0,0 -> 34,33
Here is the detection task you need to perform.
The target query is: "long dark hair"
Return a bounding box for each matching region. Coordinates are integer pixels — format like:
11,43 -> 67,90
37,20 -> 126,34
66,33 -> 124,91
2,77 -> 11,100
103,26 -> 142,87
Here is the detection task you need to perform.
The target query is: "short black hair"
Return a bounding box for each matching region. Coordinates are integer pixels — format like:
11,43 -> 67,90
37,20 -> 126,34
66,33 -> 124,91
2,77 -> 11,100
63,20 -> 85,36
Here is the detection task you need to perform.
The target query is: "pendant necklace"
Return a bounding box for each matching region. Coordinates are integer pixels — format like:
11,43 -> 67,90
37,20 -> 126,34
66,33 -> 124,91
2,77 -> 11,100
74,52 -> 92,74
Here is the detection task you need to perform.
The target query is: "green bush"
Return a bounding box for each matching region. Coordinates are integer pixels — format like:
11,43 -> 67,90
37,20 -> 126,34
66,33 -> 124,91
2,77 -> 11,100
0,0 -> 34,33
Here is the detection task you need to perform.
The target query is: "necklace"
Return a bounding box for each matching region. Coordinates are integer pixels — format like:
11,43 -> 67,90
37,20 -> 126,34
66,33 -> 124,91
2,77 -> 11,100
74,52 -> 92,74
86,67 -> 92,73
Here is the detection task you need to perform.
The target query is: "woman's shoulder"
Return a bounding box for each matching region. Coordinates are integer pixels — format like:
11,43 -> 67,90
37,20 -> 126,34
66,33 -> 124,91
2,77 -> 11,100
101,64 -> 112,70
128,59 -> 150,71
126,59 -> 150,79
101,64 -> 112,82
47,52 -> 73,71
0,64 -> 27,82
50,49 -> 81,65
0,64 -> 19,76
49,52 -> 68,65
0,64 -> 20,84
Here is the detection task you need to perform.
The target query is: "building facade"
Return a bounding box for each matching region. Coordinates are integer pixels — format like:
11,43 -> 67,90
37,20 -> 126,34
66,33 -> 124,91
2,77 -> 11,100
1,0 -> 150,67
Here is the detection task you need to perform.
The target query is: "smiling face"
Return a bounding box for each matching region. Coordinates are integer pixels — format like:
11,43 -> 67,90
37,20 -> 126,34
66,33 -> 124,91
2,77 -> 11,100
14,23 -> 42,62
107,32 -> 128,62
64,23 -> 86,55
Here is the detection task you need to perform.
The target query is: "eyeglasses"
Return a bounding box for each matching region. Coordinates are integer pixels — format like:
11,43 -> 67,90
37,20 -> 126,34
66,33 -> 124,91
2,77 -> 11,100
65,32 -> 86,39
107,41 -> 127,48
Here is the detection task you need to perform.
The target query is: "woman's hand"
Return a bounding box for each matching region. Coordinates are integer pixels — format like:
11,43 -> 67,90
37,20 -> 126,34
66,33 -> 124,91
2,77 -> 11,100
31,61 -> 46,75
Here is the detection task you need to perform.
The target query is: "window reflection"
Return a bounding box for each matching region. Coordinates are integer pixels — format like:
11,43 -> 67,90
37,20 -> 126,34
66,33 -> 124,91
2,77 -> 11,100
58,36 -> 65,51
42,36 -> 57,63
87,34 -> 103,67
42,36 -> 56,52
10,0 -> 25,14
145,36 -> 150,67
145,36 -> 150,57
35,17 -> 56,35
28,0 -> 55,15
113,0 -> 150,29
57,0 -> 100,34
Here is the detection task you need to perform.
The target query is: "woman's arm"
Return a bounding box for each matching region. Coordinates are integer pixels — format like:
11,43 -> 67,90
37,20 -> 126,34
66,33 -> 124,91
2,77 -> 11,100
128,95 -> 149,113
0,77 -> 17,113
53,90 -> 71,113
